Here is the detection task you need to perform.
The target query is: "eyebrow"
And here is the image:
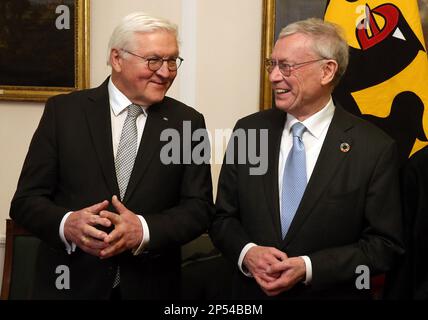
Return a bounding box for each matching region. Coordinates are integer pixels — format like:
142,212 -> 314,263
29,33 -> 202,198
270,58 -> 293,63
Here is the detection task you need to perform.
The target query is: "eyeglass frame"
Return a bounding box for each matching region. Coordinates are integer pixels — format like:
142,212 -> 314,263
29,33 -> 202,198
265,58 -> 327,77
120,49 -> 184,71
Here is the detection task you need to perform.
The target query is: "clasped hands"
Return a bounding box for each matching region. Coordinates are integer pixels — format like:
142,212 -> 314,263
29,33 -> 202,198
243,246 -> 306,296
64,195 -> 143,258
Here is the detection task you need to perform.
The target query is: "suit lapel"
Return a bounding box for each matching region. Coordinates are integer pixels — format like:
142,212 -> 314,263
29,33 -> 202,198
83,81 -> 171,203
263,109 -> 287,241
283,106 -> 355,245
123,101 -> 170,203
84,78 -> 120,196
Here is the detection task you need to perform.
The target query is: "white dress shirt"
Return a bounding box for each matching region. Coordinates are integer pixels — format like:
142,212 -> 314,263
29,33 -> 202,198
60,78 -> 150,255
238,98 -> 335,284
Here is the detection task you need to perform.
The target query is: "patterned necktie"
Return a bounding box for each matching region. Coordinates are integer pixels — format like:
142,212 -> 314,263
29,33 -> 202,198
281,122 -> 307,238
112,104 -> 142,288
115,104 -> 143,200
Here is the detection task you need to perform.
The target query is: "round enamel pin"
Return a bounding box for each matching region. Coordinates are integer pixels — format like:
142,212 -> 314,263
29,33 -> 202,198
340,142 -> 351,153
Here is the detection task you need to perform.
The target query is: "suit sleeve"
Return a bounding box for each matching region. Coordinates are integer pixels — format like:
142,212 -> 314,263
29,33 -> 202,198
404,154 -> 428,299
309,140 -> 405,289
143,113 -> 215,250
209,121 -> 253,264
10,97 -> 70,249
384,158 -> 419,299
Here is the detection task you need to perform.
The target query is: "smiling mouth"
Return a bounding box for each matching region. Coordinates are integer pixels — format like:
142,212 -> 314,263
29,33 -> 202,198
151,81 -> 167,87
275,89 -> 290,94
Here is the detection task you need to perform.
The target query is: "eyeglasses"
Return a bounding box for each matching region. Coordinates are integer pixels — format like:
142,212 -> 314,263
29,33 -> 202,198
121,49 -> 184,71
265,58 -> 326,77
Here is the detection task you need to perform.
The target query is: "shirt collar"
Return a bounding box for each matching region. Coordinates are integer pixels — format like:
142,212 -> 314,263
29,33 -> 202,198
108,78 -> 147,116
285,98 -> 335,139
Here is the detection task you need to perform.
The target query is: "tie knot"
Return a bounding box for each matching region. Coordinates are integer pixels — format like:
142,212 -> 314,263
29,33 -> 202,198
291,122 -> 306,139
127,104 -> 143,118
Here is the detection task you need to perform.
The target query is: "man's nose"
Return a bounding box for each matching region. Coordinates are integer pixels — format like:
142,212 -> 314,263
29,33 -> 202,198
155,61 -> 171,77
269,65 -> 284,82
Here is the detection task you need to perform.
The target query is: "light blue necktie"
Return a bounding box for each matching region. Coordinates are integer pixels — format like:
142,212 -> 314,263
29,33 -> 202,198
281,122 -> 307,238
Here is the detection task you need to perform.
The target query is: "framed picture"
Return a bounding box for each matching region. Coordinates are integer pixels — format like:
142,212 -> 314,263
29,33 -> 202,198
420,0 -> 428,47
0,0 -> 89,102
260,0 -> 428,110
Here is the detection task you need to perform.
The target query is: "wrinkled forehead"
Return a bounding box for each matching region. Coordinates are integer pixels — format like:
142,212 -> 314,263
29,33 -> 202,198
127,30 -> 179,53
126,29 -> 177,45
272,33 -> 316,60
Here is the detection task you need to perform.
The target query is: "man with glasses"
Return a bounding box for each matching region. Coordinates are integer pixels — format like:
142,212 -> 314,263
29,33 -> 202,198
210,18 -> 404,299
10,12 -> 213,299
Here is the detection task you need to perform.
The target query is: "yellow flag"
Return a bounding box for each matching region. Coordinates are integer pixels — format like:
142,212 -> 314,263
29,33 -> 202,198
325,0 -> 428,164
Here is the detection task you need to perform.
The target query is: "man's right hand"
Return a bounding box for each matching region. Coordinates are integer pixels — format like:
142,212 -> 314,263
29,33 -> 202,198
243,246 -> 288,283
64,200 -> 111,257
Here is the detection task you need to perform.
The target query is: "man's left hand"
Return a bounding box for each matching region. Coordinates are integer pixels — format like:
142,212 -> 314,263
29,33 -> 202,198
98,195 -> 143,258
255,257 -> 306,296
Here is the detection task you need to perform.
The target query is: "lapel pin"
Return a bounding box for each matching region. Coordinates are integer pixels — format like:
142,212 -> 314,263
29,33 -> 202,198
340,142 -> 351,153
163,117 -> 168,121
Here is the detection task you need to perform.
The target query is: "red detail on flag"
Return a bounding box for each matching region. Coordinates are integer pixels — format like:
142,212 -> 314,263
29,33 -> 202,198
357,4 -> 399,50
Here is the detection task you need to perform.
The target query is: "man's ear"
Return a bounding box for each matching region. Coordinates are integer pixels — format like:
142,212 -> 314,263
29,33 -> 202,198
320,60 -> 338,86
110,49 -> 123,72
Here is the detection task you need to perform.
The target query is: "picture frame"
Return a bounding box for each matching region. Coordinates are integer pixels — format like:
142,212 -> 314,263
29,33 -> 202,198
260,0 -> 428,110
259,0 -> 275,111
420,0 -> 428,47
0,0 -> 90,102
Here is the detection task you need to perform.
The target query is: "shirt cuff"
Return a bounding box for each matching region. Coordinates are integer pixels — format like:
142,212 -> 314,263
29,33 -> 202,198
132,214 -> 150,256
59,211 -> 76,254
238,243 -> 257,277
301,255 -> 312,285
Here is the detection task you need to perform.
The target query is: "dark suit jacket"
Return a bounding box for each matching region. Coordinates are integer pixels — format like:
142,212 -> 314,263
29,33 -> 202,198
10,78 -> 214,299
384,146 -> 428,300
210,105 -> 404,299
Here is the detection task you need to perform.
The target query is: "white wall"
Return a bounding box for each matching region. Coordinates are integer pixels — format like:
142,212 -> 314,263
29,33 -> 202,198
0,0 -> 261,241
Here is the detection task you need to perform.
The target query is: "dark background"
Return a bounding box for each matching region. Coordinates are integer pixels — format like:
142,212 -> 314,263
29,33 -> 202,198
274,0 -> 327,40
0,0 -> 75,87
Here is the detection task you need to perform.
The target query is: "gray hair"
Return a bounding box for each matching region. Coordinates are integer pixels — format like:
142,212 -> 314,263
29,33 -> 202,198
279,18 -> 349,87
107,12 -> 178,65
